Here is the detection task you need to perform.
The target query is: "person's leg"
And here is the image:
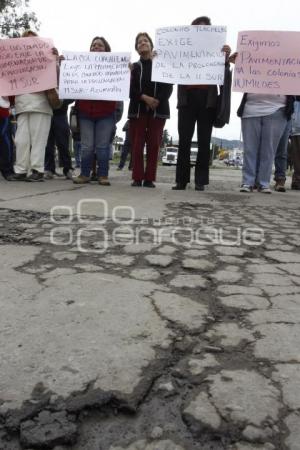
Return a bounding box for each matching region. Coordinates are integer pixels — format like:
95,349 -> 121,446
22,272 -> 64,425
14,113 -> 31,174
118,130 -> 131,169
94,114 -> 115,179
144,117 -> 165,183
241,117 -> 262,187
274,120 -> 291,182
78,117 -> 95,178
290,135 -> 300,189
257,109 -> 287,188
175,105 -> 196,187
29,113 -> 52,174
130,116 -> 147,182
44,118 -> 56,174
0,117 -> 14,177
73,140 -> 81,168
195,107 -> 215,186
53,114 -> 72,175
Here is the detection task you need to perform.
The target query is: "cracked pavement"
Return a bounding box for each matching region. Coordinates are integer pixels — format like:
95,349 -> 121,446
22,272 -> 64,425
0,166 -> 300,450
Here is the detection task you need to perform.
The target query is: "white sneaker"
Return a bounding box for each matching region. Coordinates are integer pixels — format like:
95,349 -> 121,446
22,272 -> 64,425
240,184 -> 252,193
44,170 -> 54,180
258,186 -> 272,194
65,169 -> 74,180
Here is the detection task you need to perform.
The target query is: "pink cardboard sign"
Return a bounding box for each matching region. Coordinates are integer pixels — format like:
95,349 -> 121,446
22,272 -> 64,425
233,30 -> 300,95
0,37 -> 57,95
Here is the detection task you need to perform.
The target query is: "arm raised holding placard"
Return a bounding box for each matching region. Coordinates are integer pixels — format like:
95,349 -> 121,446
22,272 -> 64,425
173,16 -> 231,191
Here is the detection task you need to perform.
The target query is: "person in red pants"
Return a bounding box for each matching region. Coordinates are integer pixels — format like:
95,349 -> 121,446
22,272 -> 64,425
128,32 -> 173,187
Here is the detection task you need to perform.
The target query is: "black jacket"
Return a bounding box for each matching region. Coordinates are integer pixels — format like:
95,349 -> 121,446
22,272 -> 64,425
237,94 -> 295,119
128,58 -> 173,119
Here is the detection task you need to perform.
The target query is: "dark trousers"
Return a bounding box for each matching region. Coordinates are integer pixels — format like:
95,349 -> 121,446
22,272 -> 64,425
45,114 -> 72,174
0,117 -> 14,177
130,115 -> 165,182
118,130 -> 131,169
290,135 -> 300,187
176,90 -> 215,186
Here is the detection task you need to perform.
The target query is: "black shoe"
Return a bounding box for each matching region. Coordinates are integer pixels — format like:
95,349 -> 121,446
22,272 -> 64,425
131,180 -> 142,187
291,184 -> 300,190
26,170 -> 44,182
172,183 -> 186,190
90,173 -> 98,182
195,184 -> 205,191
2,172 -> 15,181
117,167 -> 123,171
6,173 -> 27,181
143,181 -> 155,188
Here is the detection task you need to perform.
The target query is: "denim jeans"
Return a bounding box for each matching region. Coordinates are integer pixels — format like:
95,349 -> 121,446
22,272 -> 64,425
274,120 -> 291,181
73,140 -> 81,168
79,114 -> 115,177
241,108 -> 287,188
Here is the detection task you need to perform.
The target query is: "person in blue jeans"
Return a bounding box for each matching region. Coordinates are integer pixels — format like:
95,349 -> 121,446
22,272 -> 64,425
72,133 -> 81,169
273,120 -> 292,192
73,36 -> 116,186
238,93 -> 293,194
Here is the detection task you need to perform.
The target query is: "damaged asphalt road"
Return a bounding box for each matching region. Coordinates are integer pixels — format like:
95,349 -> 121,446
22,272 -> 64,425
0,167 -> 300,450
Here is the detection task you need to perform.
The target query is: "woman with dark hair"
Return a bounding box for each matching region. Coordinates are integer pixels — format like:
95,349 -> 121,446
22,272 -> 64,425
73,36 -> 116,185
128,32 -> 173,187
173,16 -> 231,191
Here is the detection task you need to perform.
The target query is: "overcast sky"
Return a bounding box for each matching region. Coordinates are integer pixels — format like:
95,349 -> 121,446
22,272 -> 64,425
31,0 -> 299,142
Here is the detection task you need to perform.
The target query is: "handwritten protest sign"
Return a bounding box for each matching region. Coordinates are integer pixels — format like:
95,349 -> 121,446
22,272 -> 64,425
233,30 -> 300,95
152,25 -> 227,85
59,52 -> 130,101
0,37 -> 57,95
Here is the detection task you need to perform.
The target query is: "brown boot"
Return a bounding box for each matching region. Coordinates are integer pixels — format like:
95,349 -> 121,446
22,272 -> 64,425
73,175 -> 91,184
274,179 -> 286,192
98,176 -> 111,186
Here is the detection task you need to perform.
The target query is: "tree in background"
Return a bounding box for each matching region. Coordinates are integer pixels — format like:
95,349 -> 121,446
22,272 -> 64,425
0,0 -> 39,37
162,129 -> 172,147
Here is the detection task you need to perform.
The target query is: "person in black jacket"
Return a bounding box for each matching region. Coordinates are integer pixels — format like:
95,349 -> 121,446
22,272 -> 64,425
172,16 -> 231,191
128,32 -> 173,187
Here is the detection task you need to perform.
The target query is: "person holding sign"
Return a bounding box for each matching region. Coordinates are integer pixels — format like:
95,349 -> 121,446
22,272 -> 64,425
228,52 -> 295,193
73,36 -> 117,186
9,30 -> 58,182
128,32 -> 173,188
172,16 -> 231,191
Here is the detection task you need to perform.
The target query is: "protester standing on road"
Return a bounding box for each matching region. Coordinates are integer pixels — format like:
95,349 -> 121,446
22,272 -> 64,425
73,36 -> 117,186
228,52 -> 294,194
44,100 -> 73,180
238,93 -> 293,193
10,30 -> 57,182
172,16 -> 231,191
128,32 -> 173,188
